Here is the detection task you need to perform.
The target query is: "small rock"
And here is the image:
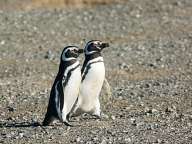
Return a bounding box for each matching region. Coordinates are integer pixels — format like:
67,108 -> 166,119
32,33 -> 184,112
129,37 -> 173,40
76,137 -> 81,142
188,115 -> 192,120
92,137 -> 98,141
111,115 -> 115,120
107,130 -> 116,136
7,106 -> 14,112
156,139 -> 162,143
144,107 -> 151,114
119,62 -> 128,69
136,13 -> 141,18
19,133 -> 24,138
144,83 -> 150,88
117,96 -> 123,100
101,138 -> 107,144
165,106 -> 176,113
130,118 -> 137,126
148,63 -> 156,68
6,133 -> 12,138
125,138 -> 131,142
153,82 -> 160,86
101,113 -> 109,119
0,40 -> 5,45
151,108 -> 159,114
152,123 -> 159,129
146,124 -> 152,130
187,122 -> 192,127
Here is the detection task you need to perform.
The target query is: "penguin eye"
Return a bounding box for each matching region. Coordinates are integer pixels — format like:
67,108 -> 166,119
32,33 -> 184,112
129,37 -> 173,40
93,42 -> 102,49
89,43 -> 96,49
73,49 -> 78,53
93,41 -> 101,47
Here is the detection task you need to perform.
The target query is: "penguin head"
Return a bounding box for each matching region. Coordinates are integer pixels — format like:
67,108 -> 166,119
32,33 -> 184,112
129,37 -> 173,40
85,40 -> 109,55
61,46 -> 84,61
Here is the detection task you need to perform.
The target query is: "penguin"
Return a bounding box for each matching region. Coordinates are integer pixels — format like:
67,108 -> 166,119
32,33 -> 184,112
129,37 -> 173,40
42,46 -> 84,126
71,40 -> 109,118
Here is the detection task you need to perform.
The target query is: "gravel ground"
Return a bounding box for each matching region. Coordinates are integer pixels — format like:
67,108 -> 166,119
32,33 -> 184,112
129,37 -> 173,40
0,0 -> 192,143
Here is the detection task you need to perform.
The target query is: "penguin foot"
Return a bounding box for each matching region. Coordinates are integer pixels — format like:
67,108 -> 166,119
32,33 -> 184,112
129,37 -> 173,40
63,121 -> 74,127
66,114 -> 78,122
63,121 -> 81,127
92,113 -> 109,120
92,114 -> 101,119
67,119 -> 78,122
42,115 -> 55,126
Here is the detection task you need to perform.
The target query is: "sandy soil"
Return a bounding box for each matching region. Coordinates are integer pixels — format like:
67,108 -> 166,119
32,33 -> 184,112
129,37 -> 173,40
0,0 -> 192,143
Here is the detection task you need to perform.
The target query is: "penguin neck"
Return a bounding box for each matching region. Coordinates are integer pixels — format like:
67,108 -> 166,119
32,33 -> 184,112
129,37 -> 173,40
81,52 -> 103,74
85,52 -> 102,61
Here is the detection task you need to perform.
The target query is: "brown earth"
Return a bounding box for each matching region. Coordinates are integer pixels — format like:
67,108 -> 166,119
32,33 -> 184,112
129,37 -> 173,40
0,0 -> 192,143
0,0 -> 124,10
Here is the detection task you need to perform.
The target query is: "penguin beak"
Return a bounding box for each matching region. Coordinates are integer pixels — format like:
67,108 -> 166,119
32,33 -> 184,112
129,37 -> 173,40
100,43 -> 109,49
78,49 -> 84,54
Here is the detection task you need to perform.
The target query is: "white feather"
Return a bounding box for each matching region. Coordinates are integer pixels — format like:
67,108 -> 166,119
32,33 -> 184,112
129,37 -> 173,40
75,57 -> 105,115
61,62 -> 81,121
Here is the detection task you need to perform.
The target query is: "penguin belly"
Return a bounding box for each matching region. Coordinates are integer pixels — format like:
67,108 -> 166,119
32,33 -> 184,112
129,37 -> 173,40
62,67 -> 81,120
78,62 -> 105,113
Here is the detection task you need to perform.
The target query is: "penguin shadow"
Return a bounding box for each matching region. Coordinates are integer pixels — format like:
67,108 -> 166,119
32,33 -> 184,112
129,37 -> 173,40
0,121 -> 41,128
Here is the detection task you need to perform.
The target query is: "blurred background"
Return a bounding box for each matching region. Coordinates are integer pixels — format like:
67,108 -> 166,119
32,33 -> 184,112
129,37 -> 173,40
0,0 -> 122,10
0,0 -> 192,143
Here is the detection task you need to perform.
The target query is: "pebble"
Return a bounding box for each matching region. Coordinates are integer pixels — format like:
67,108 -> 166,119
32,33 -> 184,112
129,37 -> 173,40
1,40 -> 5,45
101,113 -> 109,119
7,106 -> 14,112
151,108 -> 159,114
144,107 -> 159,115
124,138 -> 131,142
101,138 -> 107,144
19,133 -> 24,138
76,137 -> 81,143
119,62 -> 128,69
111,115 -> 115,120
130,118 -> 137,126
92,137 -> 98,141
165,106 -> 176,113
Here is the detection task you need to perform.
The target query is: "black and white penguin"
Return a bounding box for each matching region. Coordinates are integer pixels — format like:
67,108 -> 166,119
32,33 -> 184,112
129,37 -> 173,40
72,40 -> 109,118
42,46 -> 84,126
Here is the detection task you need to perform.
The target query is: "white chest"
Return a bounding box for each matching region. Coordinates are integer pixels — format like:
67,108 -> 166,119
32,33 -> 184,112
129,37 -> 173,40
80,61 -> 105,100
84,62 -> 105,84
64,66 -> 81,98
62,62 -> 81,113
